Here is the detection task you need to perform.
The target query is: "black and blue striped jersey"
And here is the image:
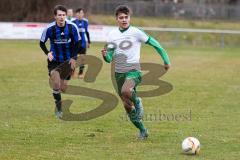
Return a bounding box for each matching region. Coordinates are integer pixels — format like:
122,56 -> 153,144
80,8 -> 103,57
72,18 -> 90,49
40,20 -> 81,62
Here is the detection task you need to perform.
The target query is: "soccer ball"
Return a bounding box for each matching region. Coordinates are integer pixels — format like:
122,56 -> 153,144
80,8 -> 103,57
182,137 -> 200,155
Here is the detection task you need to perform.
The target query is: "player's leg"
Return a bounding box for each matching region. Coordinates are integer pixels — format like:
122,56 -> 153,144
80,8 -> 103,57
116,71 -> 141,114
78,47 -> 86,79
49,69 -> 62,118
121,78 -> 148,138
131,87 -> 144,120
115,72 -> 134,112
116,71 -> 148,139
126,71 -> 148,139
49,59 -> 73,118
126,71 -> 144,118
121,79 -> 135,112
60,71 -> 71,92
60,79 -> 68,92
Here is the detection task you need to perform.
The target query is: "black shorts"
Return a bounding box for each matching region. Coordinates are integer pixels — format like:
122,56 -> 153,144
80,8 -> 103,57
78,47 -> 87,55
47,60 -> 72,80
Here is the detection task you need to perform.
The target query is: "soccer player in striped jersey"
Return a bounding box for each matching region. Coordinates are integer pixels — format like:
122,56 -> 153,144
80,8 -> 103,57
72,8 -> 91,79
40,5 -> 81,118
101,5 -> 171,139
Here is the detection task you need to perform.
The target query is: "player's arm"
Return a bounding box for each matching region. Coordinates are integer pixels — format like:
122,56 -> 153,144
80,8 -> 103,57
39,41 -> 49,55
71,19 -> 81,57
72,23 -> 82,60
69,40 -> 81,69
67,23 -> 82,70
72,40 -> 81,60
137,28 -> 170,70
39,27 -> 54,61
101,32 -> 115,63
85,20 -> 91,47
39,27 -> 50,55
86,32 -> 90,44
101,46 -> 114,63
85,21 -> 91,44
146,36 -> 170,66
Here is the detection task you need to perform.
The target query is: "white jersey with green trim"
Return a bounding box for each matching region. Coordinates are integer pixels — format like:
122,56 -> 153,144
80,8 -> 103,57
107,26 -> 149,73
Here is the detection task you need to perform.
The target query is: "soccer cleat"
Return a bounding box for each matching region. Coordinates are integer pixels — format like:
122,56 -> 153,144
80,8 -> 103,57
55,101 -> 63,119
138,128 -> 149,140
135,98 -> 144,120
55,110 -> 63,119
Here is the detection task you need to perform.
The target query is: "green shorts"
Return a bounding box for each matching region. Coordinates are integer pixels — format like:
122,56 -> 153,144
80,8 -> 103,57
115,70 -> 142,96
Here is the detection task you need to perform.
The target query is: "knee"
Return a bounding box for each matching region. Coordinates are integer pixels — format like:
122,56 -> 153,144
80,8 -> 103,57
51,70 -> 59,77
50,71 -> 61,89
51,71 -> 60,81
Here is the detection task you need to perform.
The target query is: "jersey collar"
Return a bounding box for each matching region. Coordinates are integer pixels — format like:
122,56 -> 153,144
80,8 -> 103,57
56,21 -> 66,28
119,25 -> 130,33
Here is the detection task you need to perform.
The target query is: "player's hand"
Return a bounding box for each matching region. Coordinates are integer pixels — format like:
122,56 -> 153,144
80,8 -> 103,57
101,47 -> 107,57
47,52 -> 54,61
164,64 -> 171,71
69,58 -> 76,70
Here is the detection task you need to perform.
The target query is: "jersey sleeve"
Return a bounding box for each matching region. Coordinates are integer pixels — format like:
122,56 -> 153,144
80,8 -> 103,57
85,20 -> 89,32
146,36 -> 170,65
72,23 -> 81,43
136,28 -> 149,43
40,27 -> 50,43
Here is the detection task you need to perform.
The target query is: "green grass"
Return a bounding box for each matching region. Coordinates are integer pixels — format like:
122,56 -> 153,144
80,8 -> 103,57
0,40 -> 240,160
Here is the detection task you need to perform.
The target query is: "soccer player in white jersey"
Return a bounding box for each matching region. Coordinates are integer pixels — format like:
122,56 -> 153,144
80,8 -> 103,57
101,5 -> 171,139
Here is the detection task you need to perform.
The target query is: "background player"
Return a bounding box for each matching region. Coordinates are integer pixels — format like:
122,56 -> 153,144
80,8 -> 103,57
67,8 -> 76,21
72,8 -> 91,79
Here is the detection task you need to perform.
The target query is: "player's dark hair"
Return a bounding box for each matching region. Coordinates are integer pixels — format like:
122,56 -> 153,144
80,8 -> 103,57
54,5 -> 67,15
115,5 -> 132,17
75,8 -> 84,13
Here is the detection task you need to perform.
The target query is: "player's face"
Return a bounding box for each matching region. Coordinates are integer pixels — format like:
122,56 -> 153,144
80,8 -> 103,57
80,10 -> 84,19
76,10 -> 84,19
117,13 -> 130,29
55,10 -> 66,27
67,9 -> 73,17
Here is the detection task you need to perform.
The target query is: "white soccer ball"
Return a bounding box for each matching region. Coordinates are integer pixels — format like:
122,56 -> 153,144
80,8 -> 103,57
182,137 -> 200,155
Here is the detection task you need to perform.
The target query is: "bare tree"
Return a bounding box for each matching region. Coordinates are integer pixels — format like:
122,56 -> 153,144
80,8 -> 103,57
0,0 -> 65,22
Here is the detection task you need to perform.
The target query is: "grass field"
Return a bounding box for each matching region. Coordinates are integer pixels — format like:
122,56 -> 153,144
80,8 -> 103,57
0,40 -> 239,160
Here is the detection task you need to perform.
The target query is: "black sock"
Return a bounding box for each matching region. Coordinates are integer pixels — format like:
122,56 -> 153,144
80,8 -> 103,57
53,89 -> 61,111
